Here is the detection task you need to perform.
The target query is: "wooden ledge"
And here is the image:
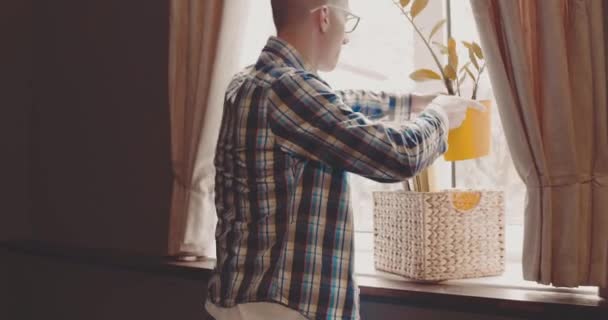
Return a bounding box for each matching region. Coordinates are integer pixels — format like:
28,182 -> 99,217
358,275 -> 606,319
1,240 -> 214,280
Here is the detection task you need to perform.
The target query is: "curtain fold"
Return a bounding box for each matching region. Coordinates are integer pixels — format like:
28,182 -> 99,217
471,0 -> 608,287
168,0 -> 248,257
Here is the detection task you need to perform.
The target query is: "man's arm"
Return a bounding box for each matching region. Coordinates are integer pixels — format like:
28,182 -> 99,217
336,90 -> 440,123
334,90 -> 411,123
268,71 -> 448,183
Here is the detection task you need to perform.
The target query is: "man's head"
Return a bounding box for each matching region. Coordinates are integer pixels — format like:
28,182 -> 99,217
270,0 -> 358,72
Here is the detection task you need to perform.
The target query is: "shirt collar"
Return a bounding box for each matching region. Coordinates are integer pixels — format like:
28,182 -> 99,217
261,36 -> 315,73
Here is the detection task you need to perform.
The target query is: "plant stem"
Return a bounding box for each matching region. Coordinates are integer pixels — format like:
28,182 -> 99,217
472,63 -> 486,100
393,0 -> 455,95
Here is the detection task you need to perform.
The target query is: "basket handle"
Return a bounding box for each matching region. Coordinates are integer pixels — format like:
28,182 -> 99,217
449,191 -> 482,212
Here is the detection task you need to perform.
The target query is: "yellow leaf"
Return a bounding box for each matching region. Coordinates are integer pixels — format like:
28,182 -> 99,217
409,69 -> 442,81
432,41 -> 448,55
472,42 -> 484,59
410,0 -> 429,19
448,38 -> 458,70
444,65 -> 456,80
469,48 -> 480,70
428,19 -> 446,41
400,0 -> 411,7
462,41 -> 473,50
464,65 -> 476,81
448,38 -> 457,56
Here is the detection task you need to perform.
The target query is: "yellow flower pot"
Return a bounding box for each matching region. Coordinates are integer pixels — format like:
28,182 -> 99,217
443,100 -> 491,161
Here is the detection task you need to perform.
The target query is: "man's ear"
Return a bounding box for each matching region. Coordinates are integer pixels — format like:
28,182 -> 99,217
319,6 -> 330,33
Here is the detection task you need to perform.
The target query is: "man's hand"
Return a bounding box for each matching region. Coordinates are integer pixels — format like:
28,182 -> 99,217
428,95 -> 487,129
410,93 -> 440,114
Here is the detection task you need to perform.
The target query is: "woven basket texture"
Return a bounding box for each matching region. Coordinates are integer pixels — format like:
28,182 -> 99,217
373,190 -> 505,281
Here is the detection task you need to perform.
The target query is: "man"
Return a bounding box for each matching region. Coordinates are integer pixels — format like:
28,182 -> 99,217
205,0 -> 484,319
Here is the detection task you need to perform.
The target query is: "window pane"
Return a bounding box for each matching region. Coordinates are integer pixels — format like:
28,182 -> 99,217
234,0 -> 525,236
447,0 -> 526,226
320,0 -> 415,92
237,1 -> 275,69
447,0 -> 526,263
319,0 -> 418,232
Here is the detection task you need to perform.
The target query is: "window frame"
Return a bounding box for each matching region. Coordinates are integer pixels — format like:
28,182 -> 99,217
228,0 -> 602,297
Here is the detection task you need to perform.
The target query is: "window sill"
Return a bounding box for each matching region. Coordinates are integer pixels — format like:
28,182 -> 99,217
355,247 -> 597,295
0,240 -> 214,280
355,250 -> 604,318
2,240 -> 606,319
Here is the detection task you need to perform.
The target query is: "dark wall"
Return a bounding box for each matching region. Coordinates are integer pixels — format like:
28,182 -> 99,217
3,251 -> 212,320
2,251 -> 519,320
0,0 -> 33,241
1,1 -> 32,315
30,0 -> 172,254
2,1 -> 174,314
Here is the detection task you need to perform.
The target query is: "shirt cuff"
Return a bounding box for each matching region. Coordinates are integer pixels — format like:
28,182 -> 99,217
422,104 -> 450,154
424,104 -> 449,130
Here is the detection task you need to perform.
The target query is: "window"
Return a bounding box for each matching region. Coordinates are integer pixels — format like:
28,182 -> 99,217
235,0 -> 578,291
447,0 -> 526,265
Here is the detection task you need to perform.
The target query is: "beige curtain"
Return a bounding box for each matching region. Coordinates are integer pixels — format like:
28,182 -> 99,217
168,0 -> 248,257
470,0 -> 608,288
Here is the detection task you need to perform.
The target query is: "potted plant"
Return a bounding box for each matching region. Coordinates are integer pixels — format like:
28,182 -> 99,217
372,2 -> 504,283
394,0 -> 491,189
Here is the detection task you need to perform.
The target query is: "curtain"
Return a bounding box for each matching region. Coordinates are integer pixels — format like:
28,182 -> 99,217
470,0 -> 608,287
168,0 -> 248,257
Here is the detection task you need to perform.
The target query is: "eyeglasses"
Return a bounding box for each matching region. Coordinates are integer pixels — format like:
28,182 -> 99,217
310,4 -> 361,33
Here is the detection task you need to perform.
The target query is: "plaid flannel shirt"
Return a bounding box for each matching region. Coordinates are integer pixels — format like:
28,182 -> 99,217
208,36 -> 448,320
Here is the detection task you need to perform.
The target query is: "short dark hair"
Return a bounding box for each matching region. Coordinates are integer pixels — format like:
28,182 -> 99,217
271,0 -> 327,32
270,0 -> 289,31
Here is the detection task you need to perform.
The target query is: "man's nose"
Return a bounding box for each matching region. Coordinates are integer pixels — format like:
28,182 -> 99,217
342,34 -> 350,45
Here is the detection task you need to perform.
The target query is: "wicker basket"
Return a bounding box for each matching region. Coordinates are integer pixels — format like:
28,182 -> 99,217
373,190 -> 505,281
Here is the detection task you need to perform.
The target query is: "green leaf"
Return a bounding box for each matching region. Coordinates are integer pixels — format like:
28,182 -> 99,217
428,19 -> 446,41
432,41 -> 449,55
411,0 -> 429,19
472,42 -> 484,59
448,38 -> 458,70
409,69 -> 442,81
444,65 -> 456,80
400,0 -> 411,7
